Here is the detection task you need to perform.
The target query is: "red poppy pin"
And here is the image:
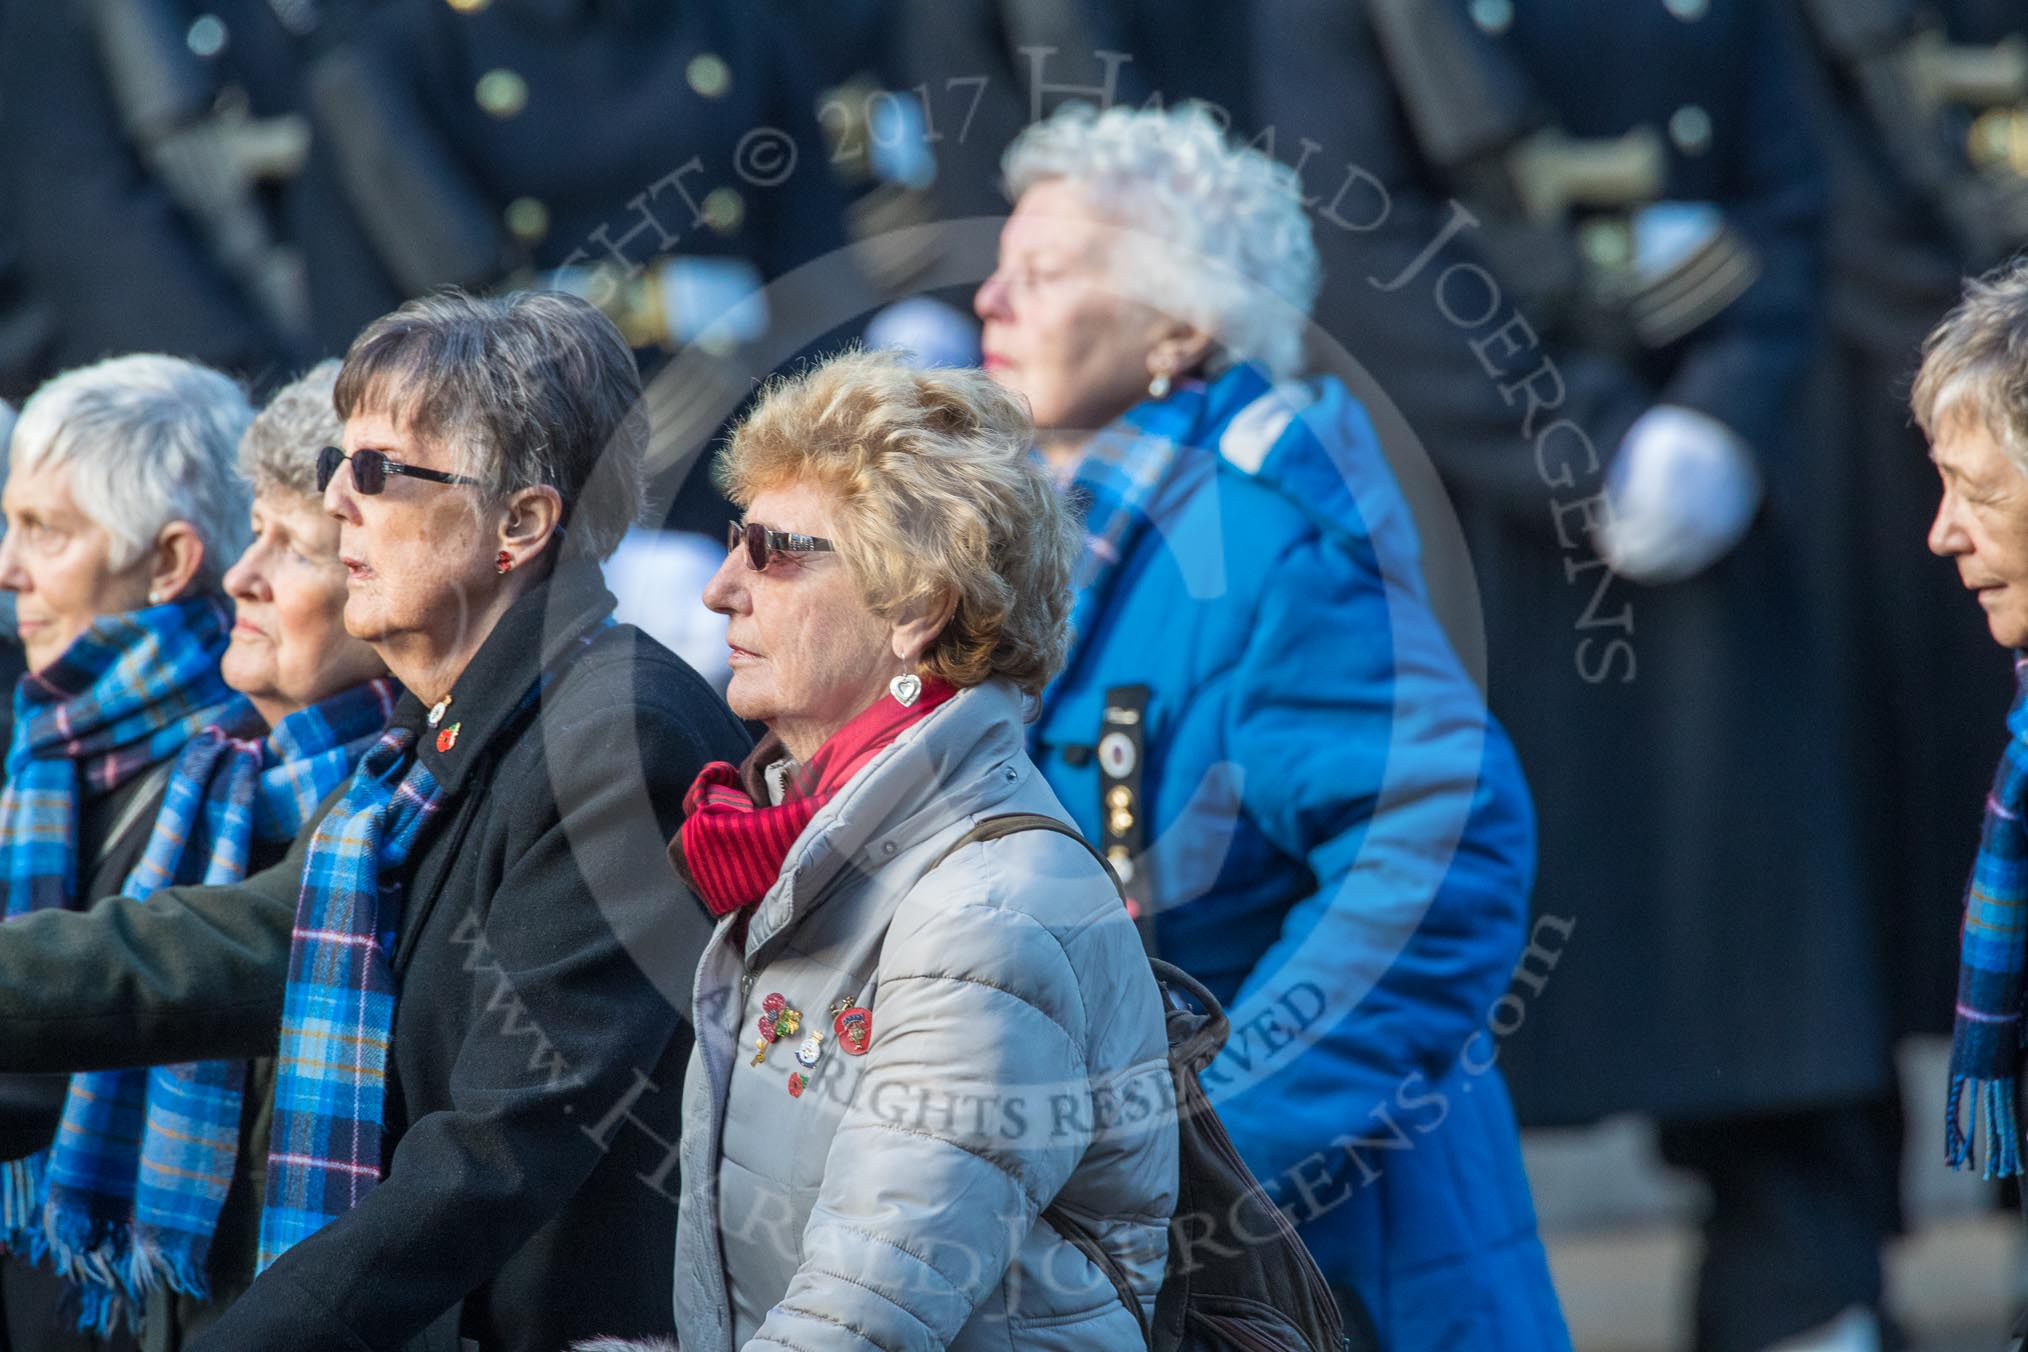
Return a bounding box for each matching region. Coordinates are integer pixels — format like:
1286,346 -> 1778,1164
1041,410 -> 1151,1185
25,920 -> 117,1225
436,722 -> 461,753
833,1007 -> 872,1056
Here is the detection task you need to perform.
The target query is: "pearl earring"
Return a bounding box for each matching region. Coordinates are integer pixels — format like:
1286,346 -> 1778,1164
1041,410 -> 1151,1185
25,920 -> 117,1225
1148,370 -> 1172,400
889,672 -> 922,707
147,588 -> 164,606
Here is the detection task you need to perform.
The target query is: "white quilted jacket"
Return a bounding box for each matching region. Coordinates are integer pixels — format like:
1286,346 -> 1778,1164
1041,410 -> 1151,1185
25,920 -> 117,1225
670,680 -> 1177,1351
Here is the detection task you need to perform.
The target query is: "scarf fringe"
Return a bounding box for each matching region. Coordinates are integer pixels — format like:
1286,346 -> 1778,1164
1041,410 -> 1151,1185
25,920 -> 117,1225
1947,1072 -> 2023,1177
0,1154 -> 45,1256
41,1207 -> 213,1335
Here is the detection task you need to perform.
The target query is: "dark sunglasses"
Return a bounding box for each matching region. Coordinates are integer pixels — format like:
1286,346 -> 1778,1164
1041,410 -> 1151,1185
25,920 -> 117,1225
728,519 -> 835,571
316,445 -> 483,496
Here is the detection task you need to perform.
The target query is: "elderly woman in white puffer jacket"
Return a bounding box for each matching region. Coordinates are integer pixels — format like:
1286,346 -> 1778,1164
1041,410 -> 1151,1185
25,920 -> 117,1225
583,349 -> 1178,1352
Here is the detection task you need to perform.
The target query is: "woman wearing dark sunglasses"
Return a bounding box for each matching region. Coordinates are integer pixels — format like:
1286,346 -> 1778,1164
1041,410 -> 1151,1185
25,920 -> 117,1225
0,290 -> 748,1351
577,350 -> 1177,1352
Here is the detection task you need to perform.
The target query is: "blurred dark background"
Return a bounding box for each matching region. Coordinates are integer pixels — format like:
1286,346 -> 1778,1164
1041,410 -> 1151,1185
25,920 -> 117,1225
3,1 -> 2026,1345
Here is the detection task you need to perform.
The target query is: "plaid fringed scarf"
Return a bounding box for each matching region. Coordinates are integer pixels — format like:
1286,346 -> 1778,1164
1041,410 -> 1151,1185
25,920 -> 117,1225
1060,376 -> 1233,650
256,718 -> 442,1271
1948,652 -> 2028,1177
39,679 -> 398,1333
0,597 -> 235,1244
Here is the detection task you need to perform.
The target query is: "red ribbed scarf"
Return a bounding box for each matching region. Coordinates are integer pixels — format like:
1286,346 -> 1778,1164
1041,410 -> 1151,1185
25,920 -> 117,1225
673,679 -> 955,916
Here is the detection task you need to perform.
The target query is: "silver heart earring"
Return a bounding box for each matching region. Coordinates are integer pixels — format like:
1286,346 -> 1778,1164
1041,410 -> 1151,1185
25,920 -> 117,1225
889,672 -> 922,707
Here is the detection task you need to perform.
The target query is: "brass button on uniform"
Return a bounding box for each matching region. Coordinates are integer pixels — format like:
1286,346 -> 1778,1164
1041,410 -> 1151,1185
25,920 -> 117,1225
687,53 -> 732,100
1580,217 -> 1633,271
187,14 -> 228,58
476,68 -> 528,120
1668,104 -> 1713,156
1468,0 -> 1513,35
504,197 -> 550,245
447,0 -> 491,11
702,186 -> 745,235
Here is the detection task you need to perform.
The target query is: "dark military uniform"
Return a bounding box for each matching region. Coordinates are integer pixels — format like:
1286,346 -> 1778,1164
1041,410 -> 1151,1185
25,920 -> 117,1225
0,0 -> 324,394
0,0 -> 51,401
297,0 -> 857,531
878,0 -> 1250,224
1791,0 -> 2025,1042
1257,4 -> 1900,1348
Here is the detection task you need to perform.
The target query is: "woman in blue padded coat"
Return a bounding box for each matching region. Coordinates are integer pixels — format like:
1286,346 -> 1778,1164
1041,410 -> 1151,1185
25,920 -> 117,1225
973,101 -> 1570,1349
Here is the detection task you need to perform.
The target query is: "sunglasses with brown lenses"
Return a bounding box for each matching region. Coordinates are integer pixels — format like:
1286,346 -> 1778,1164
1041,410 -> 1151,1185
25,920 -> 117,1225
728,520 -> 835,571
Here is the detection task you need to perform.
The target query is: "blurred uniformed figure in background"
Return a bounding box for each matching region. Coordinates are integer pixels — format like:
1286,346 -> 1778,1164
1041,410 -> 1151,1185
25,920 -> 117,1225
0,0 -> 327,395
812,0 -> 1254,371
296,0 -> 858,529
0,0 -> 53,405
1791,0 -> 2028,1097
1256,4 -> 1891,1349
877,0 -> 1250,221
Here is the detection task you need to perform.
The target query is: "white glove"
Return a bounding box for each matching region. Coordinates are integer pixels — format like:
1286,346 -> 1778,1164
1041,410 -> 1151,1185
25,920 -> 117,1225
1594,404 -> 1762,585
865,297 -> 980,370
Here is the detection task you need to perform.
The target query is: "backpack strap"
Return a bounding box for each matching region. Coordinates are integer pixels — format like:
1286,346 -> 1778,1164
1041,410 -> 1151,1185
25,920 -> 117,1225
1038,1205 -> 1153,1349
926,812 -> 1125,888
927,813 -> 1153,1348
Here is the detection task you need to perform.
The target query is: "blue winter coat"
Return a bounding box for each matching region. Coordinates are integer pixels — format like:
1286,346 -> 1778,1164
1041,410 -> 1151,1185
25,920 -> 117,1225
1032,364 -> 1570,1350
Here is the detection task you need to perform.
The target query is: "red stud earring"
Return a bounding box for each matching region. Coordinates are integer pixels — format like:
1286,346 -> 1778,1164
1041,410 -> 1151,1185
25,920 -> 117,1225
496,550 -> 514,575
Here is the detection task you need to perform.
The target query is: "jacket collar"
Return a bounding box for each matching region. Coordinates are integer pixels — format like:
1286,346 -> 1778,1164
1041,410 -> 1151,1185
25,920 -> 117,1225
742,680 -> 1033,957
401,560 -> 617,797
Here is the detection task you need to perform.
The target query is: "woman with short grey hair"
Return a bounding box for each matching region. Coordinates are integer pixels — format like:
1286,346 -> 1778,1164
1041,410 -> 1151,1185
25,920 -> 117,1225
0,290 -> 746,1351
0,353 -> 252,1352
1922,264 -> 2028,1229
6,354 -> 252,618
330,289 -> 644,565
11,361 -> 394,1352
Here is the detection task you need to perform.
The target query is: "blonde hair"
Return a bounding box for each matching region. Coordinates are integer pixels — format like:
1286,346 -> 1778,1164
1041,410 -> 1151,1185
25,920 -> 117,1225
716,350 -> 1076,696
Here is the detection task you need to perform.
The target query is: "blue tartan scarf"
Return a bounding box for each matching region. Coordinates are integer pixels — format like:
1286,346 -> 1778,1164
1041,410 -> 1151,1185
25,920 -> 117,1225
0,597 -> 235,1242
1947,652 -> 2028,1177
0,596 -> 235,921
1061,381 -> 1210,650
258,617 -> 606,1270
256,719 -> 442,1271
37,678 -> 399,1333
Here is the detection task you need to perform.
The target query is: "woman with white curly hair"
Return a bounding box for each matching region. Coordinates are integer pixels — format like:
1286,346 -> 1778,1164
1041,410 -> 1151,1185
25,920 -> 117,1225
978,103 -> 1568,1347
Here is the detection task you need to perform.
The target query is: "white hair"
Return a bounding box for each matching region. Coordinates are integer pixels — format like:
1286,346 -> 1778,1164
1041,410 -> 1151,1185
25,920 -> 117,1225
10,354 -> 254,590
1002,102 -> 1321,382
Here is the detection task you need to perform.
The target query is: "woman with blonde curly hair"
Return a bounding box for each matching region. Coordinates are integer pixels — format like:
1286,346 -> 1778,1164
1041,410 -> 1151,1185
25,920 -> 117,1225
639,348 -> 1178,1351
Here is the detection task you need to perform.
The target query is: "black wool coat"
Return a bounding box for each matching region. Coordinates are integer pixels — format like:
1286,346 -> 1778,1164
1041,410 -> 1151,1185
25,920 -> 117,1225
0,563 -> 749,1351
